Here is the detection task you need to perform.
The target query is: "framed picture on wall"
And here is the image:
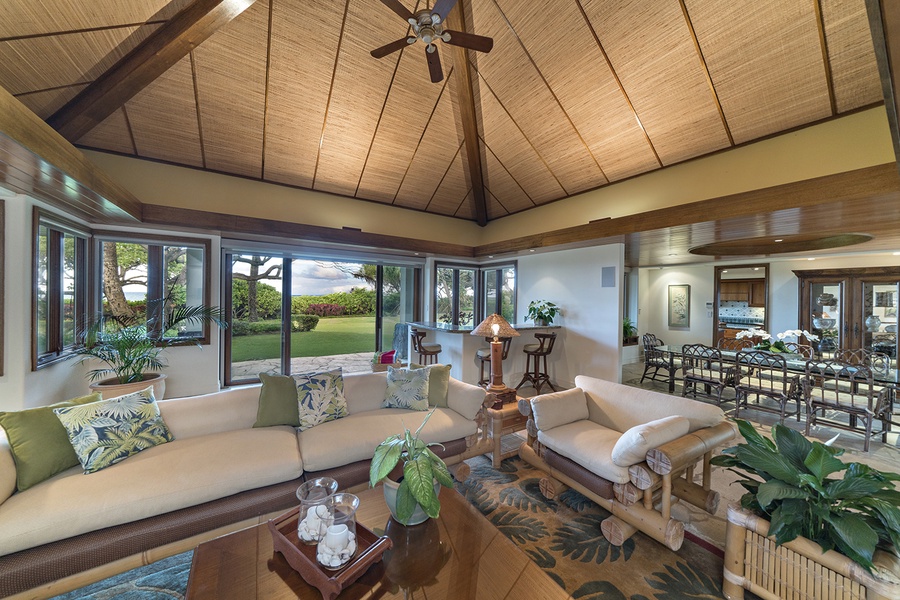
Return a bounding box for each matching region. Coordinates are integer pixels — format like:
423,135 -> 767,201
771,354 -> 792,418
668,284 -> 690,328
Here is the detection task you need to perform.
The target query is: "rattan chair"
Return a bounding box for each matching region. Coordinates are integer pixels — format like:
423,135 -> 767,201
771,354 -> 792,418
716,337 -> 752,351
835,348 -> 891,376
681,344 -> 731,406
733,350 -> 802,423
640,333 -> 677,384
803,359 -> 886,452
782,342 -> 814,358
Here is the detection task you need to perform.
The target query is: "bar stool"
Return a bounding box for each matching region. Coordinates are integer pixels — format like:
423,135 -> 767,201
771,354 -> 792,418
410,328 -> 441,365
477,336 -> 512,387
515,332 -> 557,395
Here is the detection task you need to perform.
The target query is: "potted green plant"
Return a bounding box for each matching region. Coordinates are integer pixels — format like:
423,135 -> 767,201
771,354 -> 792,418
525,300 -> 560,326
73,297 -> 227,400
369,411 -> 454,525
712,420 -> 900,599
623,317 -> 638,346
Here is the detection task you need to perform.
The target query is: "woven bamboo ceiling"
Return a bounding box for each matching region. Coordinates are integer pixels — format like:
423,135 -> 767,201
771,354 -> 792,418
0,0 -> 884,227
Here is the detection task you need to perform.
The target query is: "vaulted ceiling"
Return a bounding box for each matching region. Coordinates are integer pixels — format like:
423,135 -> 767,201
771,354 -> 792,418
0,0 -> 886,229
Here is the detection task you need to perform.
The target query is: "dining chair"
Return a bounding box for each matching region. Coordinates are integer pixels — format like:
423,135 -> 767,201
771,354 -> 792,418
640,333 -> 676,384
680,344 -> 730,406
733,350 -> 802,423
803,359 -> 885,452
834,348 -> 891,376
716,338 -> 752,351
782,342 -> 813,358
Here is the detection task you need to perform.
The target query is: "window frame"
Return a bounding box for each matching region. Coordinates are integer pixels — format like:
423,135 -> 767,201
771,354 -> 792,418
93,232 -> 214,345
32,208 -> 90,370
481,260 -> 517,321
434,261 -> 517,327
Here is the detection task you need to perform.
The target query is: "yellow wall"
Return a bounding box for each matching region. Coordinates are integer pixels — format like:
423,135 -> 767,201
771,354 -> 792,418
86,106 -> 894,250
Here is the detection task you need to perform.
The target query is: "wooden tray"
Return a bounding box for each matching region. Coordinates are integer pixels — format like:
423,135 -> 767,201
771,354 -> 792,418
267,506 -> 392,600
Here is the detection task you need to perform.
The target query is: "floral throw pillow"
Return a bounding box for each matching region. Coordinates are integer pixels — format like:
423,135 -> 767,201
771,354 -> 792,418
295,368 -> 349,432
53,386 -> 174,474
383,367 -> 429,411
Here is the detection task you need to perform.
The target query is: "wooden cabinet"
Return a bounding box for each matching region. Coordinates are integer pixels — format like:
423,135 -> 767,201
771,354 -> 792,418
795,267 -> 900,360
719,279 -> 766,305
749,281 -> 766,307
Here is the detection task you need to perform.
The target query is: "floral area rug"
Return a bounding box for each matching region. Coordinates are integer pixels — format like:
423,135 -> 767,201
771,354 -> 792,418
49,551 -> 191,600
456,454 -> 729,600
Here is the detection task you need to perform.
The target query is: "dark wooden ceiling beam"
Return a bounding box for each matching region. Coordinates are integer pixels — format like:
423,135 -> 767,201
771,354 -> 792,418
446,1 -> 488,227
47,0 -> 258,141
867,0 -> 900,167
0,85 -> 141,222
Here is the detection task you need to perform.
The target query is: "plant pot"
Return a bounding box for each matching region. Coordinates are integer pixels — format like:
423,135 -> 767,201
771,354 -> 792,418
623,335 -> 639,346
533,318 -> 548,327
89,373 -> 167,400
382,477 -> 441,526
724,505 -> 900,600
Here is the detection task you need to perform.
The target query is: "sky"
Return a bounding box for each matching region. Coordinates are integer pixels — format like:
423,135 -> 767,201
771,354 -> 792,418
231,257 -> 373,296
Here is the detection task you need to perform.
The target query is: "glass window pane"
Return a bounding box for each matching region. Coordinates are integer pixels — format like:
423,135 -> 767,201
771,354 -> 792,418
290,260 -> 375,373
230,254 -> 284,380
382,266 -> 416,358
164,246 -> 205,338
36,225 -> 49,356
501,267 -> 515,322
436,267 -> 453,324
484,270 -> 497,316
101,241 -> 148,326
62,233 -> 77,348
458,268 -> 475,326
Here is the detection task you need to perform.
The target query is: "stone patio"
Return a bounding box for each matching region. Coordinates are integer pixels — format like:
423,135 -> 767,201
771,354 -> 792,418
231,352 -> 376,380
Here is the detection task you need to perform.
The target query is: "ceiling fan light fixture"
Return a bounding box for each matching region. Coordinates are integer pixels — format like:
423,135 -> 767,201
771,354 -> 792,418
426,43 -> 436,53
407,36 -> 416,44
441,31 -> 451,42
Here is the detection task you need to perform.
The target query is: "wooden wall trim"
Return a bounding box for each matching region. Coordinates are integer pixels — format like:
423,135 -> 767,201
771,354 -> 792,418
141,204 -> 475,258
48,0 -> 258,141
0,200 -> 4,377
473,163 -> 900,256
867,0 -> 900,167
0,86 -> 142,223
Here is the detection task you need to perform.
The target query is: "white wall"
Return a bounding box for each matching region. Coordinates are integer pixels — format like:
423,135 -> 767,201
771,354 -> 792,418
516,244 -> 624,387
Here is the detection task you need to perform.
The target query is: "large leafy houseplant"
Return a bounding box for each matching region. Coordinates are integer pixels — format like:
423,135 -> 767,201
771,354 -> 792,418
711,420 -> 900,573
369,411 -> 454,525
74,298 -> 227,385
525,300 -> 560,325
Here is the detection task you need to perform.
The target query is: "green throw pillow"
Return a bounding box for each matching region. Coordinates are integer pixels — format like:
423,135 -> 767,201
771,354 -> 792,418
54,387 -> 174,474
296,368 -> 348,432
410,363 -> 452,408
0,393 -> 101,492
254,372 -> 301,427
384,367 -> 430,411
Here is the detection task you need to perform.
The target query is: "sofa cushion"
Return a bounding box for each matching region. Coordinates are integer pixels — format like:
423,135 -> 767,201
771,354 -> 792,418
537,420 -> 630,484
254,372 -> 300,427
158,385 -> 260,439
297,407 -> 476,472
530,388 -> 589,432
574,375 -> 725,433
384,367 -> 429,411
446,377 -> 488,421
342,371 -> 389,414
296,368 -> 348,431
0,426 -> 302,557
54,388 -> 174,474
611,416 -> 691,467
0,435 -> 15,505
410,363 -> 452,408
0,392 -> 100,492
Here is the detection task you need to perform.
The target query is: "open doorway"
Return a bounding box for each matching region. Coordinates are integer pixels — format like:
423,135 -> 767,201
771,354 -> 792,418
713,264 -> 769,346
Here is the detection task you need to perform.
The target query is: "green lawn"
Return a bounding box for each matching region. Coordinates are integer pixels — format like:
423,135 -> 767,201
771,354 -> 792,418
231,316 -> 377,362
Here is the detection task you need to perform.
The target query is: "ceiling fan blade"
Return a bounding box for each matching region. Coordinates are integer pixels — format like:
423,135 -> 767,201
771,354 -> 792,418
379,0 -> 414,22
443,30 -> 494,53
426,47 -> 443,83
371,37 -> 413,59
431,0 -> 459,23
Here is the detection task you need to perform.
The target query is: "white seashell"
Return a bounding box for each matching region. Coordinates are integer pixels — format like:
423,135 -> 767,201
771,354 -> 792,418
347,540 -> 357,554
329,557 -> 341,567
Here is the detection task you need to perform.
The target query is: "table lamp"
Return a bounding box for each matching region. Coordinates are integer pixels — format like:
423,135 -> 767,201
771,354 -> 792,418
471,314 -> 519,393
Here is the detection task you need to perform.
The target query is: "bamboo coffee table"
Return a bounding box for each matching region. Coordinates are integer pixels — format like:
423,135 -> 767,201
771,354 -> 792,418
186,486 -> 568,599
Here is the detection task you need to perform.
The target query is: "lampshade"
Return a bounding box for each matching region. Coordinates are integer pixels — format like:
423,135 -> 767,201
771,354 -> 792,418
470,314 -> 520,338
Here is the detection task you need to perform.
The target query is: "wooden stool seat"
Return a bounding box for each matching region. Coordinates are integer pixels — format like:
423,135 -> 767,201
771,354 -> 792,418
515,333 -> 557,395
411,328 -> 441,365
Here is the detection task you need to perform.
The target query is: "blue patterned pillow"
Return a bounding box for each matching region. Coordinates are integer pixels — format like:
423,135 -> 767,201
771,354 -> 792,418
384,367 -> 429,411
294,368 -> 348,431
53,386 -> 174,474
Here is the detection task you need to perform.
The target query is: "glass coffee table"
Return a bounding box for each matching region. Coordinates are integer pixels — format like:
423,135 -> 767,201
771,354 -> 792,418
186,485 -> 568,599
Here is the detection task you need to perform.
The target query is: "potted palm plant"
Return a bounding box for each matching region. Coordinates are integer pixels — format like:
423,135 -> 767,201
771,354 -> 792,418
623,317 -> 639,346
525,300 -> 560,326
712,420 -> 900,600
369,411 -> 454,525
73,297 -> 226,400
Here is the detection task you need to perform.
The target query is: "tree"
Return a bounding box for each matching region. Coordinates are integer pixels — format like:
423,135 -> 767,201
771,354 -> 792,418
103,243 -> 147,320
232,255 -> 282,322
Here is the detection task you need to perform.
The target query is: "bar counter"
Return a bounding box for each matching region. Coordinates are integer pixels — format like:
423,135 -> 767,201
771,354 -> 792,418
406,321 -> 562,386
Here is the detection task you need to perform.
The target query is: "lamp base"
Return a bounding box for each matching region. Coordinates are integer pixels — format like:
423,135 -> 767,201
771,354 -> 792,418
488,388 -> 517,409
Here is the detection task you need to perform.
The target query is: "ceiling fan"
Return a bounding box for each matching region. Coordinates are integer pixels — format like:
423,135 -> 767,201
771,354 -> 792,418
370,0 -> 494,83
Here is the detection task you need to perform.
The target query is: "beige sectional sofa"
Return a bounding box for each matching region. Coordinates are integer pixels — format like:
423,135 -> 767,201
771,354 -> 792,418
0,370 -> 489,598
519,375 -> 735,551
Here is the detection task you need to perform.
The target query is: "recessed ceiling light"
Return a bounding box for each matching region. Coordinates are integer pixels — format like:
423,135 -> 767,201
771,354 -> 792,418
488,255 -> 494,258
894,252 -> 900,256
807,258 -> 816,261
753,267 -> 759,271
529,249 -> 535,252
722,270 -> 728,273
774,239 -> 783,243
414,253 -> 419,256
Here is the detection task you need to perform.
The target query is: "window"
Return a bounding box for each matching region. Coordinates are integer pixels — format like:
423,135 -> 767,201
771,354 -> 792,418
33,210 -> 88,368
224,248 -> 420,384
96,234 -> 212,343
436,262 -> 516,327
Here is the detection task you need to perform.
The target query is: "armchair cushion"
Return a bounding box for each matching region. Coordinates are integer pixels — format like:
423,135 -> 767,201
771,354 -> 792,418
530,388 -> 589,432
537,420 -> 629,483
611,415 -> 691,467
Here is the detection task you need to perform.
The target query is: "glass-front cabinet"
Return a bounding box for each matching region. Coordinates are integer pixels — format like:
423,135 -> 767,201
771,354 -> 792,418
795,267 -> 900,366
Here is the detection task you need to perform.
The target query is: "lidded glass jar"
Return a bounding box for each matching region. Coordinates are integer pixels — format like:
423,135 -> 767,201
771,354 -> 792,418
296,477 -> 338,544
316,493 -> 360,569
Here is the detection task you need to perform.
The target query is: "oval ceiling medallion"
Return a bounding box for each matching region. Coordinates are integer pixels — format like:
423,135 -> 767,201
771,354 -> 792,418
689,233 -> 873,256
